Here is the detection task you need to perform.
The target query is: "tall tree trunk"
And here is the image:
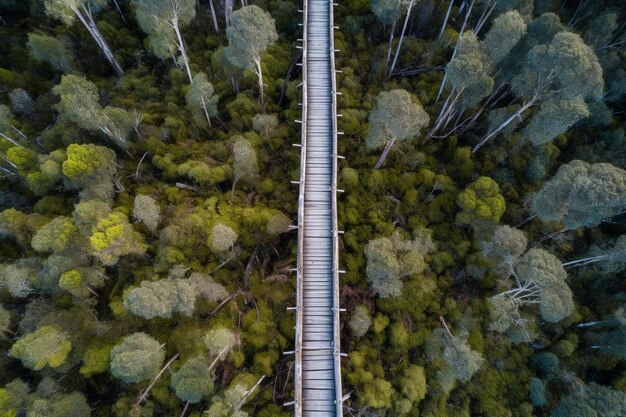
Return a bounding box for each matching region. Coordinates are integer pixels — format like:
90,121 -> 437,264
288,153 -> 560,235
386,20 -> 397,64
374,137 -> 397,169
200,95 -> 213,129
472,95 -> 538,153
388,0 -> 414,78
172,17 -> 193,83
224,0 -> 234,27
255,58 -> 265,112
74,7 -> 124,77
438,0 -> 454,40
208,0 -> 220,33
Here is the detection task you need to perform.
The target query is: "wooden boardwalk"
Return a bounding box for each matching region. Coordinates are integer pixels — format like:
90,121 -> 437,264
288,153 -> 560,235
292,0 -> 343,415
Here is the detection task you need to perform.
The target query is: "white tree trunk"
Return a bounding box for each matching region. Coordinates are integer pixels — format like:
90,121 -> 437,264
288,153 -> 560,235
472,95 -> 538,153
438,0 -> 454,40
374,136 -> 397,169
386,20 -> 397,65
75,7 -> 124,76
200,95 -> 213,129
208,0 -> 220,33
172,16 -> 193,83
255,58 -> 265,111
388,0 -> 414,78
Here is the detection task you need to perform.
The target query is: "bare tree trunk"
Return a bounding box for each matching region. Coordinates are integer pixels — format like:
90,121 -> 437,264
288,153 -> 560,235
388,0 -> 414,78
255,58 -> 265,112
172,16 -> 193,83
472,94 -> 538,153
438,0 -> 454,40
111,0 -> 127,23
374,137 -> 397,169
208,0 -> 220,33
224,0 -> 234,27
435,0 -> 474,102
200,95 -> 213,129
386,20 -> 397,64
74,6 -> 124,76
136,354 -> 179,405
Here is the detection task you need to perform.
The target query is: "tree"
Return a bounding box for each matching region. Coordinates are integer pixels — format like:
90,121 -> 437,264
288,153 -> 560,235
0,303 -> 11,338
365,230 -> 434,298
225,5 -> 278,109
170,356 -> 214,403
371,0 -> 402,64
27,390 -> 90,417
425,328 -> 483,393
204,327 -> 236,358
186,72 -> 218,129
514,249 -> 574,323
133,0 -> 196,82
9,326 -> 71,371
398,365 -> 426,403
133,195 -> 160,233
551,383 -> 626,417
42,0 -> 124,76
586,309 -> 626,360
530,352 -> 560,379
365,90 -> 429,168
529,160 -> 626,230
387,0 -> 415,77
483,11 -> 527,65
252,114 -> 278,138
209,223 -> 238,254
349,305 -> 372,338
109,333 -> 164,383
232,137 -> 258,193
456,177 -> 506,225
30,216 -> 77,253
72,199 -> 111,236
89,211 -> 147,266
562,235 -> 626,272
53,76 -> 135,151
123,278 -> 196,319
523,97 -> 590,146
480,225 -> 527,276
27,33 -> 76,73
529,378 -> 546,407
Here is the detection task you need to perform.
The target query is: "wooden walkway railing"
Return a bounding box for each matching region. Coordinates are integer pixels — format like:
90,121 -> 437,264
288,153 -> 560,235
290,0 -> 343,415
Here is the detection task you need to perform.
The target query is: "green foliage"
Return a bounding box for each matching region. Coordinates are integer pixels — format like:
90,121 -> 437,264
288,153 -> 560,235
209,223 -> 238,254
89,211 -> 147,266
31,216 -> 76,253
133,195 -> 160,232
186,72 -> 218,128
365,229 -> 434,297
204,327 -> 236,358
530,352 -> 559,379
456,177 -> 506,225
551,383 -> 626,417
124,278 -> 196,319
483,11 -> 527,65
398,365 -> 426,402
61,143 -> 116,186
349,305 -> 372,337
27,33 -> 76,73
109,332 -> 164,383
425,328 -> 484,393
170,356 -> 213,403
80,340 -> 113,377
524,97 -> 590,146
9,326 -> 71,371
481,224 -> 527,276
225,5 -> 278,69
529,377 -> 546,407
232,137 -> 258,187
529,160 -> 626,229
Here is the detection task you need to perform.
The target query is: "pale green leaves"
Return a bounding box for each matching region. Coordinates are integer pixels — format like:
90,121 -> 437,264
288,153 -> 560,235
170,357 -> 214,403
9,326 -> 71,371
225,5 -> 278,69
109,332 -> 164,383
124,278 -> 196,319
186,72 -> 218,128
366,89 -> 429,149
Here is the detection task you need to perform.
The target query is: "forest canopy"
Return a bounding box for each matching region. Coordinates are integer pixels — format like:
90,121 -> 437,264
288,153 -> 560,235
0,0 -> 625,416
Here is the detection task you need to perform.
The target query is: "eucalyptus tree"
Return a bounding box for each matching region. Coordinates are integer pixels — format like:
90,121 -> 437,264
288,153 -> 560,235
366,89 -> 429,168
133,0 -> 196,82
225,5 -> 278,109
387,0 -> 416,77
551,383 -> 626,417
53,75 -> 135,152
109,332 -> 164,383
529,160 -> 626,230
425,327 -> 483,393
232,137 -> 258,194
185,72 -> 218,129
488,248 -> 574,337
43,0 -> 124,76
371,0 -> 402,64
27,33 -> 76,73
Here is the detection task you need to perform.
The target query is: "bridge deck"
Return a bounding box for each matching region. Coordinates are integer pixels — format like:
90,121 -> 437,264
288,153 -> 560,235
294,0 -> 342,415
